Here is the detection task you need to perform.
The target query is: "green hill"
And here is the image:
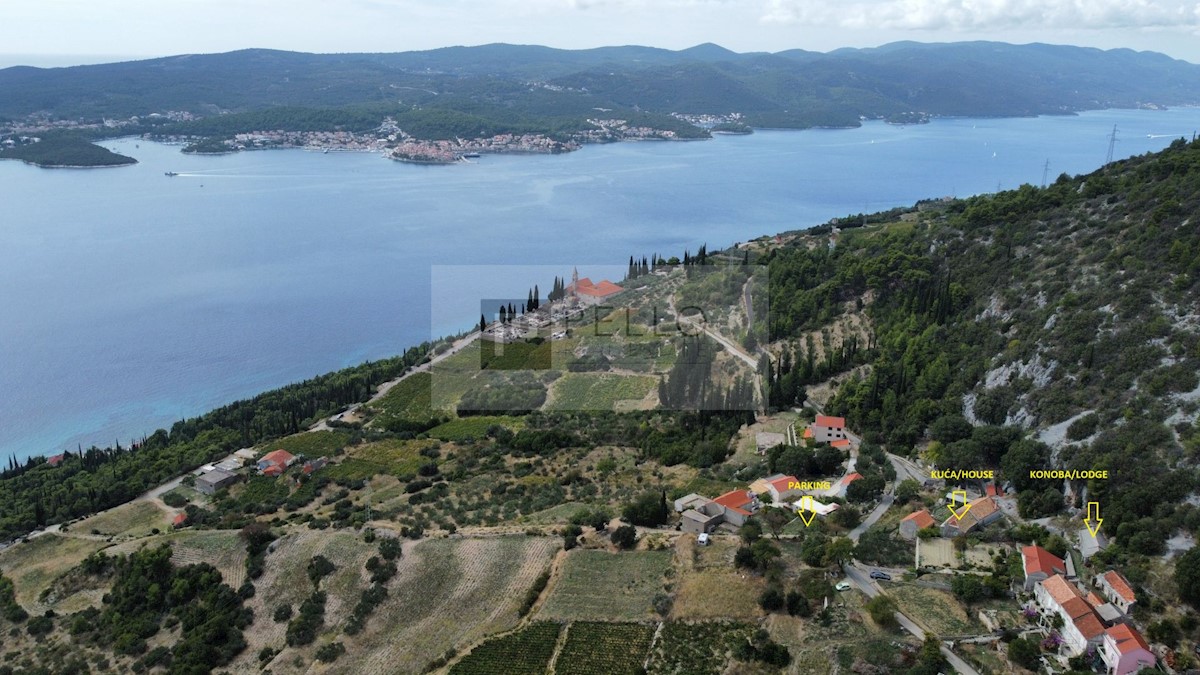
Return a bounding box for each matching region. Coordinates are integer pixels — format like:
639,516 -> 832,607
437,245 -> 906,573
763,136 -> 1200,553
1,41 -> 1197,132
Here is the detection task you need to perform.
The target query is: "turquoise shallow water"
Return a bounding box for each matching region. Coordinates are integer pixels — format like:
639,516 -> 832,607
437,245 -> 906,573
1,107 -> 1197,461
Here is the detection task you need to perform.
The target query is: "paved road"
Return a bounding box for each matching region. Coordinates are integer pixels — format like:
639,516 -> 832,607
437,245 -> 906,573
887,452 -> 928,484
849,494 -> 894,542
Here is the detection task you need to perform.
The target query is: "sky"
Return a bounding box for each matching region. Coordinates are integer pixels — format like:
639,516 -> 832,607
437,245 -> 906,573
2,0 -> 1200,67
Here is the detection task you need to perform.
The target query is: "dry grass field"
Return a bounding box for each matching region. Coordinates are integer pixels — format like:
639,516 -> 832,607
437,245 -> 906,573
888,584 -> 979,636
0,534 -> 108,610
917,537 -> 956,568
672,569 -> 765,620
74,500 -> 170,539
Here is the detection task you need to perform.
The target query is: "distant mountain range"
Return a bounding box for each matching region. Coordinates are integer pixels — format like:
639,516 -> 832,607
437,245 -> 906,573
2,41 -> 1199,131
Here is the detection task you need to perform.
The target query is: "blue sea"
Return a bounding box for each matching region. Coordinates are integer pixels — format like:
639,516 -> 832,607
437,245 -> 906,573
1,108 -> 1197,461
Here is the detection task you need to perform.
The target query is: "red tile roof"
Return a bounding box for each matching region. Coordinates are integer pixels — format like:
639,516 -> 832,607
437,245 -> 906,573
713,489 -> 755,514
570,277 -> 623,298
831,439 -> 851,448
1105,623 -> 1151,654
1022,545 -> 1067,578
1101,570 -> 1137,603
1069,606 -> 1105,640
262,464 -> 283,477
1042,575 -> 1104,640
802,427 -> 813,439
815,415 -> 845,428
47,453 -> 65,467
985,483 -> 997,497
261,449 -> 295,467
768,476 -> 800,493
902,509 -> 936,529
173,513 -> 188,526
1042,574 -> 1084,604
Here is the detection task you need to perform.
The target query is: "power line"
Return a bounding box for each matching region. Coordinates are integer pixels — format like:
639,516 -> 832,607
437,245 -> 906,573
1105,125 -> 1119,165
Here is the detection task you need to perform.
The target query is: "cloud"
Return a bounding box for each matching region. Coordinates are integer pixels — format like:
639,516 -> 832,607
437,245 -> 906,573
762,0 -> 1200,31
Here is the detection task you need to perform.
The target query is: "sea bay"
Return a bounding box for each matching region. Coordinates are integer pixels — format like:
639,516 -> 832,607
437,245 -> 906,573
1,107 -> 1197,462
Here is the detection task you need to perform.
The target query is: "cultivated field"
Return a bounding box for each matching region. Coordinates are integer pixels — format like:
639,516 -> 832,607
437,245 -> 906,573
428,415 -> 526,441
163,529 -> 248,588
545,373 -> 657,412
538,549 -> 671,622
262,429 -> 354,458
370,371 -> 437,424
646,621 -> 756,675
327,437 -> 433,481
449,621 -> 563,675
327,535 -> 559,675
555,621 -> 657,675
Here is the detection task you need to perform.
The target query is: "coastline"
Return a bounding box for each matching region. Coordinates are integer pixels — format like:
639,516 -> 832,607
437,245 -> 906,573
0,156 -> 137,169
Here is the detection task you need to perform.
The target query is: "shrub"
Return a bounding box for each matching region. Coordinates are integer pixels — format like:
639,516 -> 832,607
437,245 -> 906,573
611,525 -> 637,549
273,604 -> 293,623
315,642 -> 346,663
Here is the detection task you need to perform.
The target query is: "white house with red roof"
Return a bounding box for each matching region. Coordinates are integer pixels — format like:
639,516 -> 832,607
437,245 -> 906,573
711,489 -> 760,526
257,449 -> 297,474
1100,623 -> 1155,675
1034,574 -> 1106,656
1022,545 -> 1067,590
940,496 -> 1004,537
808,415 -> 848,444
749,474 -> 804,503
899,509 -> 936,540
1095,570 -> 1137,614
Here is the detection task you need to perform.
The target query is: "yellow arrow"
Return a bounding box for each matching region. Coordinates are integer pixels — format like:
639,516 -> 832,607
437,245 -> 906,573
1084,501 -> 1103,537
796,495 -> 816,527
950,489 -> 972,521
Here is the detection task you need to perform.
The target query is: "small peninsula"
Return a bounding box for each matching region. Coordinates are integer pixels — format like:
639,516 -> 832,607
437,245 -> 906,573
0,136 -> 136,168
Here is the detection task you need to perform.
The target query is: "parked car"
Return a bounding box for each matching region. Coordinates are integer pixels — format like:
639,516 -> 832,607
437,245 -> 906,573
870,570 -> 892,581
835,581 -> 852,591
697,533 -> 710,546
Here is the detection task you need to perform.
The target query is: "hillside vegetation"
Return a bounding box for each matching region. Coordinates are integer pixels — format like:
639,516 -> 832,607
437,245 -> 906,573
764,136 -> 1200,554
2,42 -> 1198,133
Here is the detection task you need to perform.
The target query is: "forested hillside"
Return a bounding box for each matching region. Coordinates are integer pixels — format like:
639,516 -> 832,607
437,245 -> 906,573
2,42 -> 1198,129
763,136 -> 1200,555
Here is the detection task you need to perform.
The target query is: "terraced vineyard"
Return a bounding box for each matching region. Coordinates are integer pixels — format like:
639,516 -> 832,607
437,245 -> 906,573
555,622 -> 657,675
449,622 -> 563,674
538,550 -> 671,621
427,415 -> 526,441
326,437 -> 432,481
262,429 -> 354,458
368,371 -> 437,428
544,373 -> 657,412
159,529 -> 248,589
